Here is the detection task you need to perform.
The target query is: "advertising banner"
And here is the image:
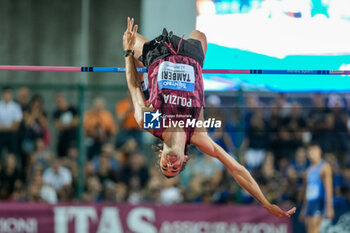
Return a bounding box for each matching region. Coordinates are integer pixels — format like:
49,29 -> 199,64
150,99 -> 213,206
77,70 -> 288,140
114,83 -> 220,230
0,203 -> 291,233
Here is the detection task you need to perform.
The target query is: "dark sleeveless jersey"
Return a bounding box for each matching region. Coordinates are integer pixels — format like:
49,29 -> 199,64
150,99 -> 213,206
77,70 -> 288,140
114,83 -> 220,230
140,29 -> 205,143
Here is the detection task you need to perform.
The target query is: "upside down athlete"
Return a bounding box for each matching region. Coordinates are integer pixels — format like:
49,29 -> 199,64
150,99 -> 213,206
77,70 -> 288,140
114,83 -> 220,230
123,17 -> 296,218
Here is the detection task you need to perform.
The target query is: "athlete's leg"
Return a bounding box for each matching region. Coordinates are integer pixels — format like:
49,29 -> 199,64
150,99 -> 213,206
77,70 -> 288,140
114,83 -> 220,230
311,216 -> 322,233
305,216 -> 322,233
188,30 -> 207,55
305,217 -> 312,233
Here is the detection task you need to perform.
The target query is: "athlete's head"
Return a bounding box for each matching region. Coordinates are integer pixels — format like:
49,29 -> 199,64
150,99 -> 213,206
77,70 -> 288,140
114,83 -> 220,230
156,142 -> 189,178
307,142 -> 322,164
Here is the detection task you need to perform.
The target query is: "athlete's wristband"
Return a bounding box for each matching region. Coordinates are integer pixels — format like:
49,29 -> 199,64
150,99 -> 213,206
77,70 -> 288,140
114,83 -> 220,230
123,49 -> 134,57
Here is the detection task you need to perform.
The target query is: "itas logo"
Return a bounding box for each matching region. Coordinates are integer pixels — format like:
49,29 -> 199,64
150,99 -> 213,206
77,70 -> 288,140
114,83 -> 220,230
143,110 -> 161,129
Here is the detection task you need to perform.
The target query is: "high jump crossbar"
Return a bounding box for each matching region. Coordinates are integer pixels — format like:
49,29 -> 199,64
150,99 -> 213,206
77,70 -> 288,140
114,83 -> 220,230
0,65 -> 349,75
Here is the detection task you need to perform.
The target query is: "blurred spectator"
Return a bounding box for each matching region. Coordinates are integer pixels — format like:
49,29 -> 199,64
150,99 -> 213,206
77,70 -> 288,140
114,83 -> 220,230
242,107 -> 268,171
115,94 -> 142,148
0,87 -> 22,158
178,155 -> 196,188
209,118 -> 236,155
102,180 -> 117,202
287,147 -> 310,186
207,94 -> 221,107
262,152 -> 276,180
206,95 -> 236,154
121,153 -> 149,189
16,86 -> 31,111
53,93 -> 79,157
275,93 -> 292,118
270,126 -> 300,169
308,93 -> 336,153
212,169 -> 240,204
12,180 -> 26,202
95,152 -> 119,185
27,171 -> 57,203
19,95 -> 50,167
0,154 -> 22,200
115,182 -> 128,202
84,98 -> 117,159
225,108 -> 242,150
146,168 -> 163,202
37,176 -> 57,203
198,178 -> 217,204
284,102 -> 307,144
128,177 -> 145,204
160,178 -> 183,204
119,137 -> 140,155
328,95 -> 349,162
186,175 -> 204,202
269,97 -> 301,167
244,94 -> 260,123
192,154 -> 224,178
126,154 -> 149,204
92,143 -> 120,172
268,102 -> 281,133
205,95 -> 223,125
206,95 -> 222,120
28,139 -> 52,176
83,175 -> 102,202
43,158 -> 72,201
27,180 -> 42,202
61,146 -> 79,185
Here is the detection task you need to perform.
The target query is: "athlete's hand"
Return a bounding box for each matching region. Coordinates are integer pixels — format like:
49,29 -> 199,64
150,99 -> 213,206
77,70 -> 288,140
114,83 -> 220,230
123,17 -> 138,50
326,207 -> 334,219
264,204 -> 296,218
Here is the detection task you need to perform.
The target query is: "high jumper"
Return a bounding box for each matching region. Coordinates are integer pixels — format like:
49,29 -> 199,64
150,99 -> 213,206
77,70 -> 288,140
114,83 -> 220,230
123,17 -> 296,218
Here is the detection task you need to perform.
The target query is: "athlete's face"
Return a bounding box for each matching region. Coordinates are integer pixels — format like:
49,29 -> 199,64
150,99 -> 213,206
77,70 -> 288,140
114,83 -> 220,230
159,152 -> 188,177
307,145 -> 322,163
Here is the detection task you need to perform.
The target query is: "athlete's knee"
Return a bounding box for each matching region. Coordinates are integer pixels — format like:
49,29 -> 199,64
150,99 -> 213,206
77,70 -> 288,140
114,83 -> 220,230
189,30 -> 207,54
190,30 -> 207,42
308,217 -> 321,233
191,29 -> 206,37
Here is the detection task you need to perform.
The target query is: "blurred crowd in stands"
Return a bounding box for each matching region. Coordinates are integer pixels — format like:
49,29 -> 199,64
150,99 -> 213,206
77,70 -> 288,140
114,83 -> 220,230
0,86 -> 350,213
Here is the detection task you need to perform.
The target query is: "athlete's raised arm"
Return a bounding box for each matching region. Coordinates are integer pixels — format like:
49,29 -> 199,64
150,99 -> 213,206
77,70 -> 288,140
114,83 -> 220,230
191,132 -> 296,218
123,17 -> 148,127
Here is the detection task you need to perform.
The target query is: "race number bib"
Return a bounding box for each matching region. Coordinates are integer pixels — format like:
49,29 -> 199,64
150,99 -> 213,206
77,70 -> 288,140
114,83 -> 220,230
306,184 -> 320,200
157,61 -> 195,92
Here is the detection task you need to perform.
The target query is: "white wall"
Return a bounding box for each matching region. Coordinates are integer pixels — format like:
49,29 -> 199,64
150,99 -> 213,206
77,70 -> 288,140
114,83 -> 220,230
140,0 -> 197,40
